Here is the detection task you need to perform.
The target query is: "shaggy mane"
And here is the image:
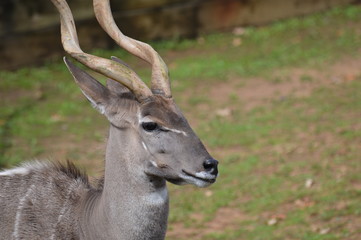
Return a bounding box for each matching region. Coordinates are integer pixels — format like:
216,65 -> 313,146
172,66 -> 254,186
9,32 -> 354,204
54,160 -> 90,185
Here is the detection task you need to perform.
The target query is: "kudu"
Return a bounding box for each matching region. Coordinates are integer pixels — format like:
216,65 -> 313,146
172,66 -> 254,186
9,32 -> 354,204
0,0 -> 219,239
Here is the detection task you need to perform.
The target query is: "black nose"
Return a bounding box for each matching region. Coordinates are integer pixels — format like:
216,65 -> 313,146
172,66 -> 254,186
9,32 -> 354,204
203,158 -> 218,175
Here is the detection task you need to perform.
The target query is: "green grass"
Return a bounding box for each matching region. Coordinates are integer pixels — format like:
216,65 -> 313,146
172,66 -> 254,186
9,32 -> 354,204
1,4 -> 361,239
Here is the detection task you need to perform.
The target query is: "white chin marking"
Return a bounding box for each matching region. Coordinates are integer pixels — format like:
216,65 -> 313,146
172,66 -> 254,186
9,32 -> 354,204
194,171 -> 217,180
180,174 -> 213,188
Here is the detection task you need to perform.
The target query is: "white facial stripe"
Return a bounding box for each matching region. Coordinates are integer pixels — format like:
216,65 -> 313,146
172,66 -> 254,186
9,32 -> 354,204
140,118 -> 153,123
162,127 -> 188,136
0,167 -> 29,177
138,112 -> 143,125
138,113 -> 188,136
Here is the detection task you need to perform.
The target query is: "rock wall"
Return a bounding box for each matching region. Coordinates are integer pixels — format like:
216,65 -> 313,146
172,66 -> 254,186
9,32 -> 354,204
0,0 -> 354,69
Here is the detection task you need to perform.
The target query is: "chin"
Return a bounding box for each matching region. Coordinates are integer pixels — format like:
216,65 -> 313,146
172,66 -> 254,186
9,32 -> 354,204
183,176 -> 215,188
166,176 -> 216,188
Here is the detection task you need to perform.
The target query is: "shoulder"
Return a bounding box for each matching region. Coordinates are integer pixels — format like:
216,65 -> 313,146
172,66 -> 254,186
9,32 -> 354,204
1,160 -> 94,200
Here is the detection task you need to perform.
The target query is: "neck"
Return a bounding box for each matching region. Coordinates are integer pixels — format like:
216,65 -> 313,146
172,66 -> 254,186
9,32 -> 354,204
80,125 -> 169,240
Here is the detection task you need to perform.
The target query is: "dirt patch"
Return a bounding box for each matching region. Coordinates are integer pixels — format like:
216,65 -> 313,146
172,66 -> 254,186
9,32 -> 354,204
167,207 -> 252,239
207,56 -> 361,112
205,207 -> 252,233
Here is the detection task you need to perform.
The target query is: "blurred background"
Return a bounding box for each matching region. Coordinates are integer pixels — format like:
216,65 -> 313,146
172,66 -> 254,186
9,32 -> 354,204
1,0 -> 361,239
0,0 -> 356,69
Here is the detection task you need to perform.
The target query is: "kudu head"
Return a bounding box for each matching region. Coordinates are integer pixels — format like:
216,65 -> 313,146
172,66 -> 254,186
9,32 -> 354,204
52,0 -> 218,187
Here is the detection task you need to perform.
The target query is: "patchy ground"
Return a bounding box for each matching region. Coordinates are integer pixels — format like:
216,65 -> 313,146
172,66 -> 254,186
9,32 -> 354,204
165,56 -> 361,240
1,5 -> 361,240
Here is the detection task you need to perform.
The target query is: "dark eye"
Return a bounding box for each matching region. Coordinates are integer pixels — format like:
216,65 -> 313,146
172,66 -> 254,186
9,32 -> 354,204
142,122 -> 159,132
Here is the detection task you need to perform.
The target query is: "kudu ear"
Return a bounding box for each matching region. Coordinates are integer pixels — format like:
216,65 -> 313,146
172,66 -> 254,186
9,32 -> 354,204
106,56 -> 132,93
64,57 -> 111,114
106,79 -> 130,96
106,56 -> 136,99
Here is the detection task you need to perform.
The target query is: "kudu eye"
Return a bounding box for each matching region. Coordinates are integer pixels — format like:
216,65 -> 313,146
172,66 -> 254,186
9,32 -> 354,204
142,122 -> 159,132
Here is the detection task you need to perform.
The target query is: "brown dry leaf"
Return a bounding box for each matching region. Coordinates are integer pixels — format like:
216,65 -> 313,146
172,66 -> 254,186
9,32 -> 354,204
311,225 -> 331,235
305,178 -> 314,188
267,214 -> 286,225
267,218 -> 278,225
319,228 -> 330,235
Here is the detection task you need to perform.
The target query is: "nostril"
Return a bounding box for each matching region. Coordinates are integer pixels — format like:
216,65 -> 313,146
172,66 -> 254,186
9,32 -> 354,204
203,158 -> 219,174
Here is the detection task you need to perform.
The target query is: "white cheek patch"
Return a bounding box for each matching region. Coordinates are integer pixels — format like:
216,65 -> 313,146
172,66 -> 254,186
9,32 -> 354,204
162,127 -> 188,137
150,160 -> 159,168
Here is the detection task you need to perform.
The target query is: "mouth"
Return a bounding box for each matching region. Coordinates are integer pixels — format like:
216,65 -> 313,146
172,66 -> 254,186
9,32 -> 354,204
181,169 -> 217,184
151,169 -> 217,187
166,177 -> 187,185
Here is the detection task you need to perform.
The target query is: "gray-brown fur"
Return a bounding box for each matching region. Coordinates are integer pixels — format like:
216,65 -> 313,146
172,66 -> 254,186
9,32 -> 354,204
0,161 -> 91,239
0,0 -> 219,238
